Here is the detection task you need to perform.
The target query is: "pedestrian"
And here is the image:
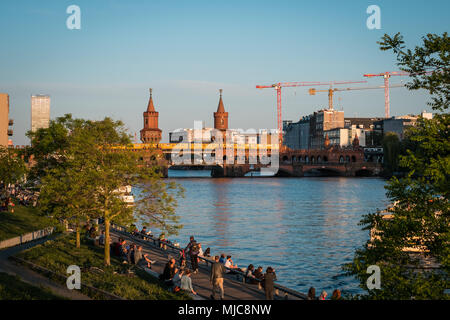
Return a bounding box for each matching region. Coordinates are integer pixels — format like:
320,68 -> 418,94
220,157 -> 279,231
263,267 -> 277,300
210,255 -> 226,300
190,241 -> 200,273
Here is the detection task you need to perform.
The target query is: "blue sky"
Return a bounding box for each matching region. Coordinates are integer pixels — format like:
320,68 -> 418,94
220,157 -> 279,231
1,0 -> 449,145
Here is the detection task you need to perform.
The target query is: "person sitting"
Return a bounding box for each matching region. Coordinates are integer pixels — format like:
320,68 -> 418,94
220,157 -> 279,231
160,258 -> 177,286
331,289 -> 342,300
219,254 -> 226,264
224,255 -> 238,270
253,266 -> 264,288
159,233 -> 167,250
203,247 -> 211,258
172,268 -> 184,289
307,287 -> 316,300
180,269 -> 197,296
140,226 -> 151,238
198,243 -> 204,257
245,264 -> 257,284
89,226 -> 98,239
98,230 -> 105,246
319,290 -> 328,300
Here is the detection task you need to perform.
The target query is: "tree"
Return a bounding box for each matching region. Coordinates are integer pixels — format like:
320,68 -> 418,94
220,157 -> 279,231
29,115 -> 183,264
0,147 -> 27,202
382,132 -> 401,176
344,33 -> 449,299
134,172 -> 184,237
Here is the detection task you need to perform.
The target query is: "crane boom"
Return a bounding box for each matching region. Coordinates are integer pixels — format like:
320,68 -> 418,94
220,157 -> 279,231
256,80 -> 366,144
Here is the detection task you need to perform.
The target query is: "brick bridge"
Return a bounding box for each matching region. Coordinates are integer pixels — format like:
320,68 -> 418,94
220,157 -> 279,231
122,143 -> 383,178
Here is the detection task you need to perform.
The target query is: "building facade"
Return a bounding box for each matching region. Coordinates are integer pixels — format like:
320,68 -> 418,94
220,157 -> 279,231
0,93 -> 13,147
31,95 -> 50,132
140,89 -> 162,143
310,109 -> 344,149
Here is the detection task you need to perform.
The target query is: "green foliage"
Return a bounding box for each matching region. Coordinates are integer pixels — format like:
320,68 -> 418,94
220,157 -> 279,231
0,272 -> 65,300
0,147 -> 27,196
16,234 -> 189,300
30,114 -> 183,264
345,33 -> 450,300
0,204 -> 58,241
382,132 -> 401,175
378,32 -> 449,112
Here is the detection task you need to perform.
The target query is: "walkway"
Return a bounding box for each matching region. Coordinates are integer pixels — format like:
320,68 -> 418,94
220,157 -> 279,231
0,235 -> 91,300
110,229 -> 303,300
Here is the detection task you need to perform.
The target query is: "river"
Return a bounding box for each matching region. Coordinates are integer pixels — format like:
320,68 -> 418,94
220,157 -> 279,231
142,169 -> 389,295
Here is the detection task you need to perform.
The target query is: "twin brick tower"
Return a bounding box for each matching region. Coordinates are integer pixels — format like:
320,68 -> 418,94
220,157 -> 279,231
140,88 -> 228,144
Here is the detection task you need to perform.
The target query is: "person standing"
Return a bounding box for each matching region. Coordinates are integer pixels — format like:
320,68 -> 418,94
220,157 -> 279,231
263,267 -> 277,300
307,287 -> 316,300
190,241 -> 200,274
210,255 -> 226,300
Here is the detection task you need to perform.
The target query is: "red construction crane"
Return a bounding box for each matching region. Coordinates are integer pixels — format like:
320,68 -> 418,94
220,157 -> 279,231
256,80 -> 367,144
363,71 -> 411,118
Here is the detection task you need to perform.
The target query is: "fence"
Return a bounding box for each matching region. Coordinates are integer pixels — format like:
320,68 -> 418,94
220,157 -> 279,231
0,227 -> 55,250
110,223 -> 307,300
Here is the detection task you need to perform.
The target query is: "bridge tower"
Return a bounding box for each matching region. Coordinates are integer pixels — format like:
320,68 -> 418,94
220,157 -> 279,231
140,88 -> 162,143
214,89 -> 228,131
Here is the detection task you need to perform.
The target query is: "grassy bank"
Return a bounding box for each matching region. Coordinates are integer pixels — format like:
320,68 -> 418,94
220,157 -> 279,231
0,272 -> 64,300
0,204 -> 57,241
16,233 -> 190,300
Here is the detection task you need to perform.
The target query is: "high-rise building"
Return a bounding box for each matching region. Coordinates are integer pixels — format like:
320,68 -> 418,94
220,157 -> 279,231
31,95 -> 50,132
140,88 -> 162,143
0,93 -> 13,148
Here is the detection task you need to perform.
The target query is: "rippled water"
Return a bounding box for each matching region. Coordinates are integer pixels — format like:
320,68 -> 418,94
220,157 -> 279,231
141,170 -> 389,295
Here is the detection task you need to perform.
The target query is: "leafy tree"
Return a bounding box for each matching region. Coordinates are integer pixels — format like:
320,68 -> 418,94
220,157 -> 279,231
382,132 -> 401,176
0,147 -> 27,202
30,114 -> 184,264
344,33 -> 449,299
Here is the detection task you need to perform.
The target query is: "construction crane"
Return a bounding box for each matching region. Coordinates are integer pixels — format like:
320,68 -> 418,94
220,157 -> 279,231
363,71 -> 412,118
308,84 -> 406,111
256,80 -> 367,144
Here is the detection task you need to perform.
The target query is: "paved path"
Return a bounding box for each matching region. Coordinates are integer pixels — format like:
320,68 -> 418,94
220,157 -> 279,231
0,235 -> 91,300
111,229 -> 300,300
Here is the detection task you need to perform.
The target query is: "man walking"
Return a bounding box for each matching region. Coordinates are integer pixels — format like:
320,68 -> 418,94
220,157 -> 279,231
210,255 -> 226,300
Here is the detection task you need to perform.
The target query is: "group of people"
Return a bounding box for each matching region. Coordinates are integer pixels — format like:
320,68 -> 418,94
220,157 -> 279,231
307,287 -> 343,300
111,237 -> 154,268
160,258 -> 197,296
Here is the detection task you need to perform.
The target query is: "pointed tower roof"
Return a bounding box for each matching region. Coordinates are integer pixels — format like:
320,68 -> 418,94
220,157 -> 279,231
216,89 -> 225,113
147,88 -> 155,112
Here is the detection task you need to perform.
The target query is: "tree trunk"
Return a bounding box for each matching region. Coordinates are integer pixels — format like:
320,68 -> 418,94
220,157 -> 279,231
76,225 -> 81,249
104,218 -> 111,266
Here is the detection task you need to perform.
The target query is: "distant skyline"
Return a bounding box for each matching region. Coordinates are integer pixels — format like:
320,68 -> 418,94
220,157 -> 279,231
1,0 -> 448,145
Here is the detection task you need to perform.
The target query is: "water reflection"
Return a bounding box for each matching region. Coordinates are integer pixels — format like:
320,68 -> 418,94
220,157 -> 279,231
162,170 -> 388,295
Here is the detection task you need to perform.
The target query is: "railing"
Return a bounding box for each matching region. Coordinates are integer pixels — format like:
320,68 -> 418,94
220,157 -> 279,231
110,223 -> 307,300
11,256 -> 124,300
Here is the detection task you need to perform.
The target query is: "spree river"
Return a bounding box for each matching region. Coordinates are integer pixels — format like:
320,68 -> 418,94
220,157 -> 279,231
146,170 -> 389,295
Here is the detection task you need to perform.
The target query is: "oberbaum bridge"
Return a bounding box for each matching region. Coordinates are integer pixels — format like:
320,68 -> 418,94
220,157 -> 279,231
121,89 -> 382,178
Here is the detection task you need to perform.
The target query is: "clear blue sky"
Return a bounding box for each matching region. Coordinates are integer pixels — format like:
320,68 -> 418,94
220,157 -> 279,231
1,0 -> 449,145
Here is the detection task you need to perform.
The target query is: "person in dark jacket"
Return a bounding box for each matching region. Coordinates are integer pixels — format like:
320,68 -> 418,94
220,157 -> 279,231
190,241 -> 200,274
263,267 -> 277,300
161,258 -> 177,286
210,256 -> 226,300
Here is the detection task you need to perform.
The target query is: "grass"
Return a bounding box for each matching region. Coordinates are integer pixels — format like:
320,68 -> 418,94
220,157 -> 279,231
16,233 -> 190,300
0,272 -> 65,300
0,204 -> 58,241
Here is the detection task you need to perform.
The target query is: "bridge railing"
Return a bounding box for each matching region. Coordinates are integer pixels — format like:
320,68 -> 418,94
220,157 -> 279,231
110,223 -> 307,300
